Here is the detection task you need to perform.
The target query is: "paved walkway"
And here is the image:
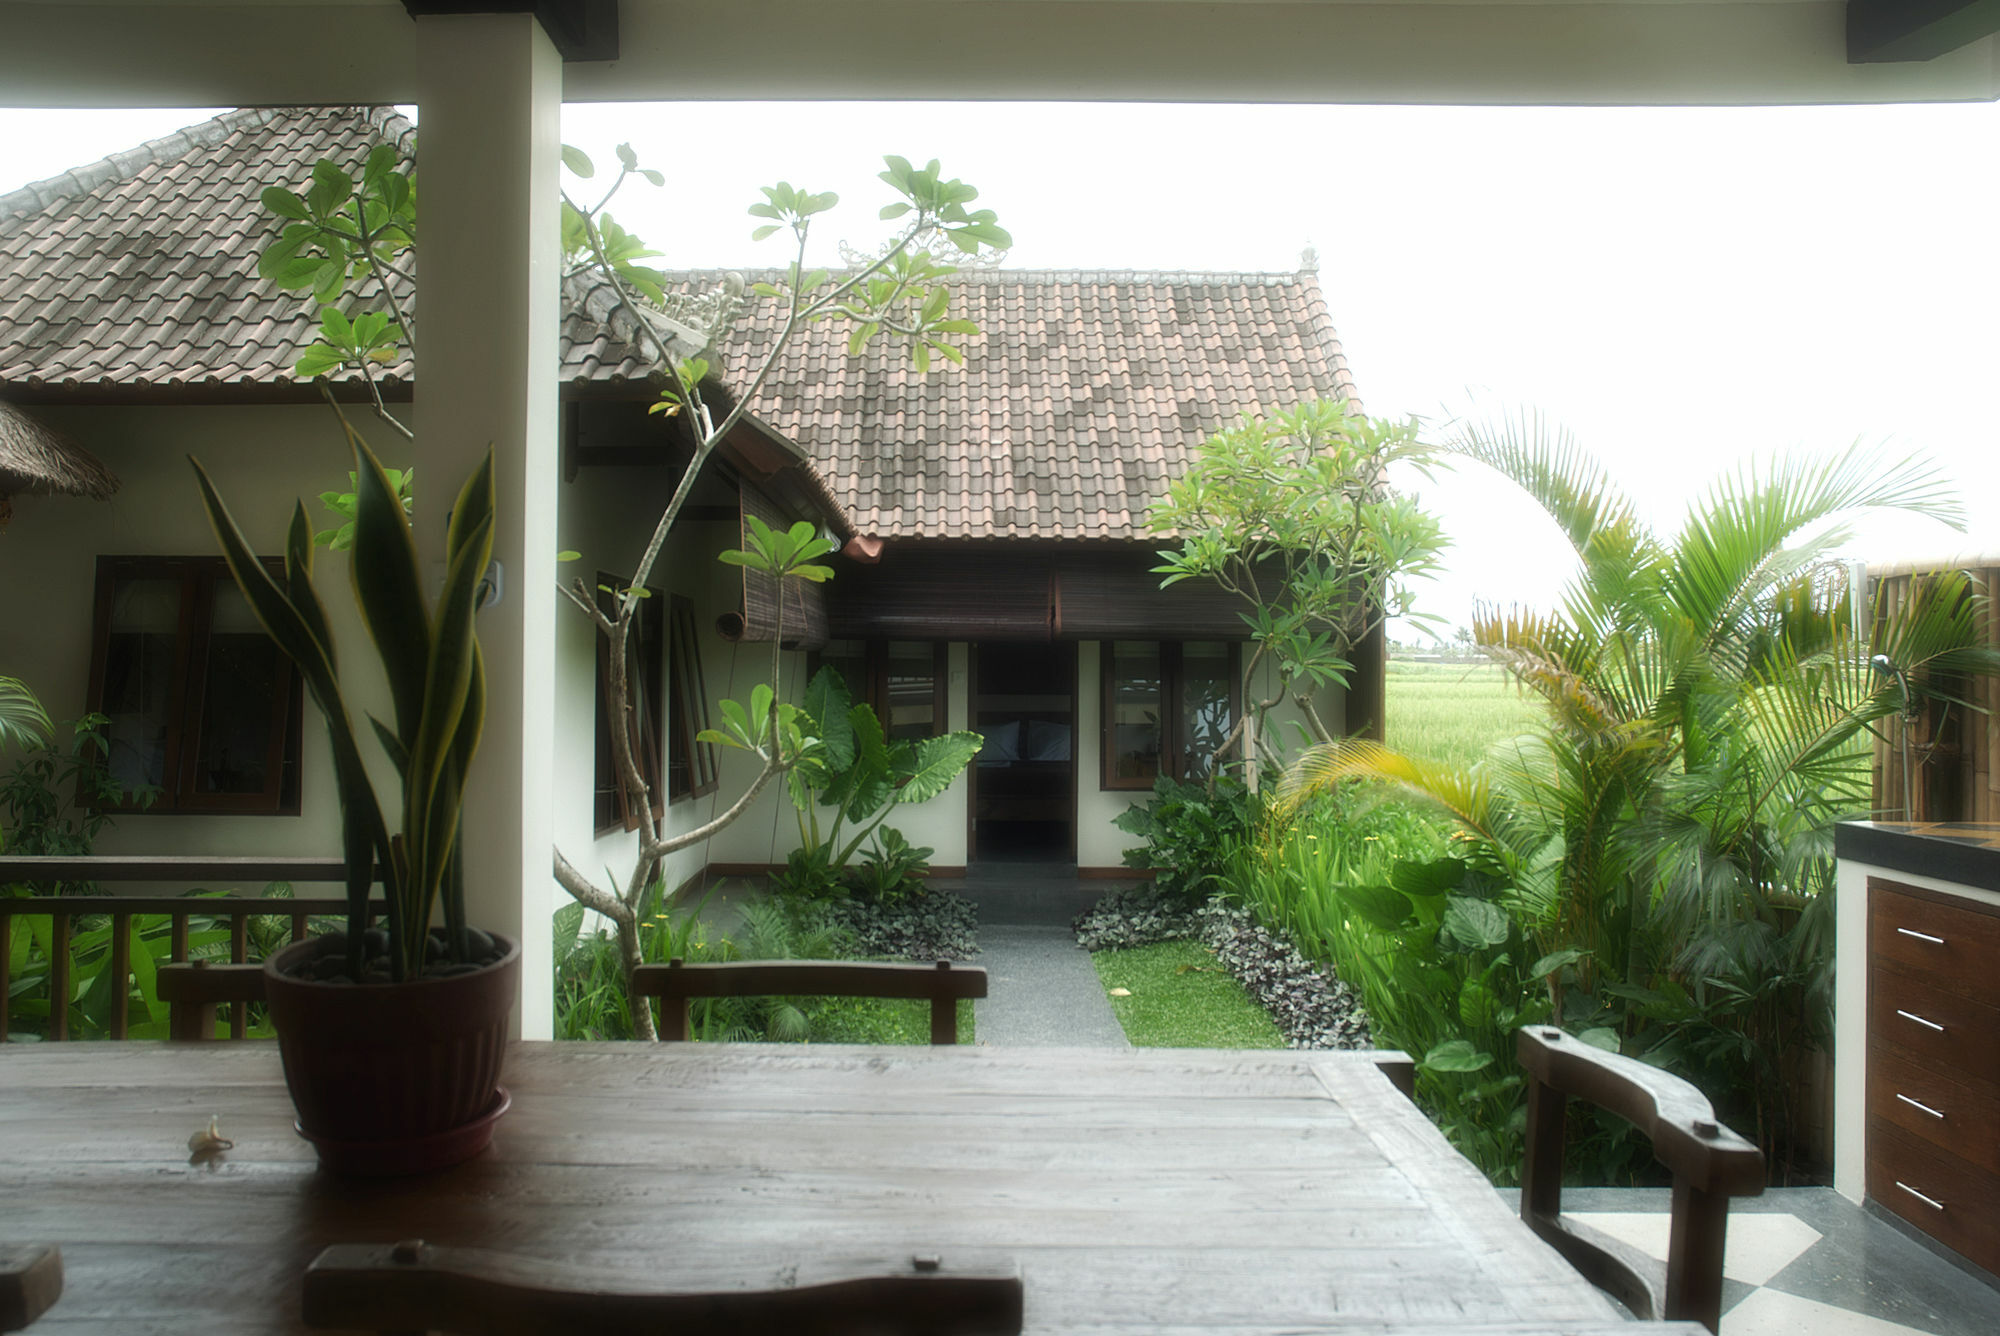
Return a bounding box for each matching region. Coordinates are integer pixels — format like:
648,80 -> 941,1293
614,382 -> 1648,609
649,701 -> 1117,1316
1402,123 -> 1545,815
941,860 -> 1132,1048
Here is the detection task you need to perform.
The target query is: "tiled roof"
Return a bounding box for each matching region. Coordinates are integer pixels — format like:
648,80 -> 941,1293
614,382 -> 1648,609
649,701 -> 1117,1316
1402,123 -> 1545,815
712,266 -> 1359,540
0,106 -> 654,390
0,107 -> 1361,541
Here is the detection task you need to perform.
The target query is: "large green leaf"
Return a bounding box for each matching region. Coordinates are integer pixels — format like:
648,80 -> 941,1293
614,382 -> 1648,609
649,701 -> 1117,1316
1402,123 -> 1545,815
1421,1040 -> 1495,1074
802,667 -> 855,772
896,731 -> 984,806
1442,896 -> 1510,951
345,422 -> 431,747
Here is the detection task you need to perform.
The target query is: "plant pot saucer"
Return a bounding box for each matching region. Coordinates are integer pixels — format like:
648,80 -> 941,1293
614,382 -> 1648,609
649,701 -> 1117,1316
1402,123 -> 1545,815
295,1087 -> 511,1177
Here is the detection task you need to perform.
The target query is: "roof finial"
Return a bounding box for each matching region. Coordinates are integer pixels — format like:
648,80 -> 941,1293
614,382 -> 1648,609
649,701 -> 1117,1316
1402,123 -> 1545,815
1299,245 -> 1319,275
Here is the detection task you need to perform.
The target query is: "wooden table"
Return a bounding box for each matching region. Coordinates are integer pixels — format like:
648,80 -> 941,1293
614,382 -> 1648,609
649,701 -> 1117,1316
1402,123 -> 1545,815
0,1043 -> 1704,1334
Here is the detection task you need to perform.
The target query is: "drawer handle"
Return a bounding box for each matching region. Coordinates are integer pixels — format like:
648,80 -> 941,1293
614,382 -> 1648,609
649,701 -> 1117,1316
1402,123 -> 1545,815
1896,928 -> 1947,945
1896,1009 -> 1946,1033
1896,1181 -> 1946,1211
1895,1093 -> 1945,1119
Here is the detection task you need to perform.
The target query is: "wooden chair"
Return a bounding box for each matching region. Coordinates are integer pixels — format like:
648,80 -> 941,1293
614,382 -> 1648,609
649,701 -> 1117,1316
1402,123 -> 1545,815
0,1245 -> 62,1331
156,960 -> 266,1040
632,958 -> 987,1045
1516,1026 -> 1766,1334
302,1240 -> 1023,1335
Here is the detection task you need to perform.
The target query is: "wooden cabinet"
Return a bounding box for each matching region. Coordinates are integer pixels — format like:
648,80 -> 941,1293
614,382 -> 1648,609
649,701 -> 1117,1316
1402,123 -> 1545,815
1866,878 -> 2000,1273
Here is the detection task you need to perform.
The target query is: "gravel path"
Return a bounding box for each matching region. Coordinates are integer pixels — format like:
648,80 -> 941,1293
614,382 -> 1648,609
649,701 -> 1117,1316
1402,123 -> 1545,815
973,925 -> 1130,1048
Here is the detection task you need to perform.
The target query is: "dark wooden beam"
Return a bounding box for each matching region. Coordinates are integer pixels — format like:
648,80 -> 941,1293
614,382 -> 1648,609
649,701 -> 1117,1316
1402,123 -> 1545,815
402,0 -> 619,62
1849,0 -> 2000,62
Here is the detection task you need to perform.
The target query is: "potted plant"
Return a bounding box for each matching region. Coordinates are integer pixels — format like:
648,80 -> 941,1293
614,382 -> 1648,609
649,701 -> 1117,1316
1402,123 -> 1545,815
190,422 -> 517,1175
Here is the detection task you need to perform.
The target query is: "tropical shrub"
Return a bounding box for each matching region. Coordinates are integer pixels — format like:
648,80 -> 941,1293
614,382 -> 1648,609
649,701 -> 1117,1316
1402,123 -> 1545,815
1283,421 -> 2000,1182
775,667 -> 980,898
1113,774 -> 1260,900
845,826 -> 934,902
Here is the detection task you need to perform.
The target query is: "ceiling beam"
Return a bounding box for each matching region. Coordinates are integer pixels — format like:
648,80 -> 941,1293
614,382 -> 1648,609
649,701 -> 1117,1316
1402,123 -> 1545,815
2,2 -> 1997,110
401,0 -> 616,62
1850,0 -> 2000,62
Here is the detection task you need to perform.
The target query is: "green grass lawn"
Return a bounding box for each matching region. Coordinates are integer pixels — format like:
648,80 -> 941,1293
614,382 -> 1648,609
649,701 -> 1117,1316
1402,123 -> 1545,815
807,996 -> 977,1045
1092,940 -> 1285,1048
1384,659 -> 1542,771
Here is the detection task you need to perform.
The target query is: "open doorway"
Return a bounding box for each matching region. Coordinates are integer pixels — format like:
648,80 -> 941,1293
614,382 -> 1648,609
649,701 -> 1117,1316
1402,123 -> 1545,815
969,642 -> 1076,863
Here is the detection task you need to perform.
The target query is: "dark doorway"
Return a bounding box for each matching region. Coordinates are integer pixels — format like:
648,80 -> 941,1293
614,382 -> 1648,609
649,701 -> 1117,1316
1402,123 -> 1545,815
969,642 -> 1076,863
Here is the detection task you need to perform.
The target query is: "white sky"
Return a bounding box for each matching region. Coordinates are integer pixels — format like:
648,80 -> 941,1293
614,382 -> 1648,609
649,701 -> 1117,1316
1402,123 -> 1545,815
4,100 -> 1997,637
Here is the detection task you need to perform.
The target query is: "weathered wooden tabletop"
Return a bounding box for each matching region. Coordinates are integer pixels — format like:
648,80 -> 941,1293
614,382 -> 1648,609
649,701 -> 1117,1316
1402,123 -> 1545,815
0,1042 -> 1703,1334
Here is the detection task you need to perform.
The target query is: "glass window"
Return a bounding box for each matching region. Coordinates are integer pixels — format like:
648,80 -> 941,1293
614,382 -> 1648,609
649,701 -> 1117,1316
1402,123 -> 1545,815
666,596 -> 717,802
86,556 -> 302,814
883,641 -> 943,742
1103,641 -> 1163,788
1179,641 -> 1235,782
1100,640 -> 1240,790
807,640 -> 947,740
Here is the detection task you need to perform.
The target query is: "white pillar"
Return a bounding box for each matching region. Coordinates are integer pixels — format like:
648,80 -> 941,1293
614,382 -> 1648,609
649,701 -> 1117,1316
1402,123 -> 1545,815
415,13 -> 560,1038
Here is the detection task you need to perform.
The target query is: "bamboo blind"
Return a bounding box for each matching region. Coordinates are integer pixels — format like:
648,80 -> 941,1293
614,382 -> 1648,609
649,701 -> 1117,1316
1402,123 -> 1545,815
1869,561 -> 2000,823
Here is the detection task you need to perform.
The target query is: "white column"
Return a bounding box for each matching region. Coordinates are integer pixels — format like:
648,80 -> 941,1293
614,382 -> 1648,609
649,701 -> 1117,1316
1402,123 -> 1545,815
415,13 -> 560,1038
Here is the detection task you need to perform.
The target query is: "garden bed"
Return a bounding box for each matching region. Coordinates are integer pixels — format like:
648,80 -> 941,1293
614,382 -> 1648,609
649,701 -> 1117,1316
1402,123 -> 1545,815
1075,886 -> 1372,1050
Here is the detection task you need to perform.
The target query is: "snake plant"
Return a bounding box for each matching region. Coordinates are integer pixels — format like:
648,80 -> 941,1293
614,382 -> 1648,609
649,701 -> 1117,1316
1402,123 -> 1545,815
190,421 -> 494,982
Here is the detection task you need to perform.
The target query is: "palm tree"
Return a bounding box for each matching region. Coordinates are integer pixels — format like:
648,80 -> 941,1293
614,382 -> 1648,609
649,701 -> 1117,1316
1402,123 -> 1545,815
1283,413 -> 1998,1171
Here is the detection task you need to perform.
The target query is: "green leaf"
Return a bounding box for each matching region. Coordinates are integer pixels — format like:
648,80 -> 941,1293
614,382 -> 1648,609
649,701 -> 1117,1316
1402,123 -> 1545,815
750,224 -> 780,242
561,145 -> 595,178
1442,896 -> 1509,950
293,343 -> 347,378
1422,1040 -> 1494,1074
1577,1027 -> 1621,1054
639,169 -> 665,187
895,732 -> 983,806
260,186 -> 310,220
1530,948 -> 1587,979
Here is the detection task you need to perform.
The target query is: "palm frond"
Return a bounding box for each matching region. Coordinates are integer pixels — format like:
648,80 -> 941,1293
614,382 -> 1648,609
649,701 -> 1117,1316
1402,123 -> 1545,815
0,676 -> 52,752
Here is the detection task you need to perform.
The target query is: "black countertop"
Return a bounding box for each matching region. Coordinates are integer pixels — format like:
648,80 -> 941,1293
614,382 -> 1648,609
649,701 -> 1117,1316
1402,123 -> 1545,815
1835,821 -> 2000,892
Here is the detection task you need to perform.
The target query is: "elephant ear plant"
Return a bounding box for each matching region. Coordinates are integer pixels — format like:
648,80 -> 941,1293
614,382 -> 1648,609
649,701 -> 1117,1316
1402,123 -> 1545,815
189,422 -> 495,983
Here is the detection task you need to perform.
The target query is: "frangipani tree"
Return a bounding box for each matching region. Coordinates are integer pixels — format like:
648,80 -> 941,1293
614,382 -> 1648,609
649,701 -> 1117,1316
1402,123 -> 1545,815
258,132 -> 1009,1037
1149,399 -> 1447,778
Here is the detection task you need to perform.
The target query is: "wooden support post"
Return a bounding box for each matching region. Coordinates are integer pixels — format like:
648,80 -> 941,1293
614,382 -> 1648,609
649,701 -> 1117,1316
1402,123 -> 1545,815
1520,1071 -> 1567,1227
109,913 -> 131,1040
1664,1174 -> 1730,1334
929,961 -> 957,1046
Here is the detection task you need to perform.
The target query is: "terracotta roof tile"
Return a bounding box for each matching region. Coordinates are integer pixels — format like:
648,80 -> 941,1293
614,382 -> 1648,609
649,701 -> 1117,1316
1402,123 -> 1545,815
1,108 -> 1362,542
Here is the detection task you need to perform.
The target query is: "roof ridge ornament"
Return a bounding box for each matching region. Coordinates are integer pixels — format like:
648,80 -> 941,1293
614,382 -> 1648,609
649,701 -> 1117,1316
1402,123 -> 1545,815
1300,246 -> 1319,275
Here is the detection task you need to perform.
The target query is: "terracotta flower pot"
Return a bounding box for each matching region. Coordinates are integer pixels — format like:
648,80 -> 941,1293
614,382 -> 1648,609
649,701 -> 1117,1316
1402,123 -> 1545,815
262,932 -> 520,1174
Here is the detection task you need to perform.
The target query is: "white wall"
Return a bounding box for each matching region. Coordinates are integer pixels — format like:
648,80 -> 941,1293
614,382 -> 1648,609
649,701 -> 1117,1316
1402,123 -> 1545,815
1,404 -> 372,874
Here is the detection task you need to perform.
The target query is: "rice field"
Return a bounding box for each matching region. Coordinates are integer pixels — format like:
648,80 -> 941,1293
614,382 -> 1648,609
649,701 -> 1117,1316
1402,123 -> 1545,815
1382,659 -> 1541,770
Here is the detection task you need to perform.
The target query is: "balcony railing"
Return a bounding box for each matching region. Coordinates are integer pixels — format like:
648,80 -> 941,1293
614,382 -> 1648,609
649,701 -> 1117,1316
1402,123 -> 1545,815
0,856 -> 377,1042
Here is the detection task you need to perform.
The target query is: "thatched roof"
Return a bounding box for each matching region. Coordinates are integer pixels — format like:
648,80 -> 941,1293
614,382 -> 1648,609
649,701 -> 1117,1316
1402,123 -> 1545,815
0,400 -> 120,500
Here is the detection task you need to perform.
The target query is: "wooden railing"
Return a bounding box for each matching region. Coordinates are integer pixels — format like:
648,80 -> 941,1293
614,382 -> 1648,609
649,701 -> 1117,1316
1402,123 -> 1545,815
0,856 -> 377,1042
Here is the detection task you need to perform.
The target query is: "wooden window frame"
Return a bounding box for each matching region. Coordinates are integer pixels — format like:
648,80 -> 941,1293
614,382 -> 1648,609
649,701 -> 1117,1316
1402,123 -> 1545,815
593,575 -> 665,836
1099,640 -> 1242,791
807,640 -> 949,740
665,595 -> 718,804
83,555 -> 304,816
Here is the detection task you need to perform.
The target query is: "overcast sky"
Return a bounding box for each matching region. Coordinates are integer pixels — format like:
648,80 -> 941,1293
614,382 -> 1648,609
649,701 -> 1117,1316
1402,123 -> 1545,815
5,100 -> 1996,637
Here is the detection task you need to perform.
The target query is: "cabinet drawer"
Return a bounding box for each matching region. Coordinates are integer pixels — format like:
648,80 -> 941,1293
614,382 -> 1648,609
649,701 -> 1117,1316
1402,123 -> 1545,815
1869,880 -> 2000,1001
1867,1116 -> 2000,1275
1868,1042 -> 2000,1172
1867,965 -> 2000,1084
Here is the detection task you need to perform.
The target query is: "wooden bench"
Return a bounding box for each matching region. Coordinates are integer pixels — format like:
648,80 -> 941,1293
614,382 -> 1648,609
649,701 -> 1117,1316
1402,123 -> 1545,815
631,959 -> 987,1045
302,1239 -> 1023,1335
1516,1026 -> 1765,1334
156,961 -> 268,1041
